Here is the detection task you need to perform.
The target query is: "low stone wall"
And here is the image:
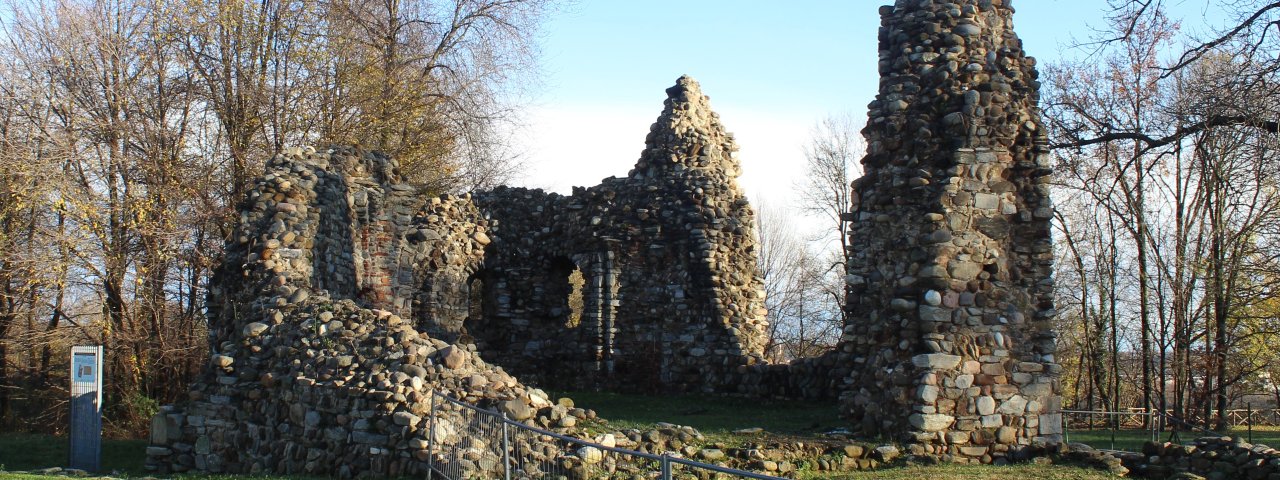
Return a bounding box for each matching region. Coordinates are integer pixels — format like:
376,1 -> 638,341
1119,437 -> 1280,479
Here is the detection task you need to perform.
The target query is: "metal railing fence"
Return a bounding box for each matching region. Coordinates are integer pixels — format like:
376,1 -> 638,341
1061,408 -> 1240,451
1066,406 -> 1280,428
1061,409 -> 1160,450
426,390 -> 782,480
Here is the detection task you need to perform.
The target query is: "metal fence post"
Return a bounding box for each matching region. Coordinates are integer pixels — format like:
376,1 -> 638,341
1062,411 -> 1070,444
502,414 -> 511,480
1110,413 -> 1117,450
661,454 -> 671,480
427,391 -> 437,480
1248,403 -> 1254,443
1150,411 -> 1157,443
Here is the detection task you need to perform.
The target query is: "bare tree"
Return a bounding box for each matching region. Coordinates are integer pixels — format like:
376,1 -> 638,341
1046,3 -> 1181,425
1049,1 -> 1280,431
798,113 -> 864,256
755,201 -> 840,362
177,0 -> 318,203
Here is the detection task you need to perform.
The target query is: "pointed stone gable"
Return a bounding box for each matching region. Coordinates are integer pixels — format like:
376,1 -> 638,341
631,75 -> 742,182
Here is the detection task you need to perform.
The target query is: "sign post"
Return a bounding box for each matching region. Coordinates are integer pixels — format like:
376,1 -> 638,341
69,346 -> 103,472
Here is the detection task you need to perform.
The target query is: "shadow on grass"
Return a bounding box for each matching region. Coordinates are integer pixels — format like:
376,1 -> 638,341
0,434 -> 331,479
555,390 -> 843,438
1063,425 -> 1280,452
0,434 -> 145,475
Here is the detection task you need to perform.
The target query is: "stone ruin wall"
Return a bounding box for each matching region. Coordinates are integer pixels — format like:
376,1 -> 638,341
148,0 -> 1064,475
145,78 -> 773,476
461,77 -> 770,391
835,0 -> 1062,460
203,77 -> 774,396
150,147 -> 538,476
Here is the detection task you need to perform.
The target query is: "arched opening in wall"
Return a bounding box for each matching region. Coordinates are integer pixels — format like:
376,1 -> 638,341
468,276 -> 485,325
548,257 -> 585,329
462,271 -> 490,346
566,269 -> 585,328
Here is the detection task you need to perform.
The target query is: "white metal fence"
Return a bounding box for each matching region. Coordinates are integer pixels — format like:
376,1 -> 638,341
426,391 -> 782,480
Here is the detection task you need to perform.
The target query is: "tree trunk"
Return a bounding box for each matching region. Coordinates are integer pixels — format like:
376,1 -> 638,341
1212,223 -> 1229,431
1134,157 -> 1154,427
39,208 -> 68,385
0,340 -> 8,422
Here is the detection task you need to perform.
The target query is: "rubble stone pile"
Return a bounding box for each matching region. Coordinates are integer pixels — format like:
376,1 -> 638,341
145,148 -> 590,477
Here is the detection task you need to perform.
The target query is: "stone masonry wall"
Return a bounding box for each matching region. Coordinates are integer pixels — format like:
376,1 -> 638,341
834,0 -> 1061,461
146,79 -> 774,476
468,76 -> 769,392
152,148 -> 578,477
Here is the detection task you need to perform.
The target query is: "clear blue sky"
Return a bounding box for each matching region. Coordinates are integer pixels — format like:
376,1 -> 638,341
516,0 -> 1227,205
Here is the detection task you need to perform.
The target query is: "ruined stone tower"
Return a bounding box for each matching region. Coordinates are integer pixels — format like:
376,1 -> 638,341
838,0 -> 1061,458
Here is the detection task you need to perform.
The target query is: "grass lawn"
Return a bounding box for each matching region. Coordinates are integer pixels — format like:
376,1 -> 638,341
1063,424 -> 1280,452
0,433 -> 315,479
555,390 -> 845,442
0,434 -> 146,475
0,432 -> 1120,480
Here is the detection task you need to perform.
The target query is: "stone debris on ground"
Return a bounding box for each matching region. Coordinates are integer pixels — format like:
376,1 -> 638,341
1122,436 -> 1280,480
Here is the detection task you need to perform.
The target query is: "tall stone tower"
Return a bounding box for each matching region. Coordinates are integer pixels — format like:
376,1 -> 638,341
839,0 -> 1061,460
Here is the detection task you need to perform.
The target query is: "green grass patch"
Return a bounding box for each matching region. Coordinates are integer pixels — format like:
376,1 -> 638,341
1063,424 -> 1280,452
0,434 -> 146,474
556,390 -> 843,441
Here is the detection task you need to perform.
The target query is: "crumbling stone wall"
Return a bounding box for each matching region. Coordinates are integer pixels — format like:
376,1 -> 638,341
467,76 -> 768,391
835,0 -> 1061,461
207,81 -> 773,395
146,78 -> 771,476
151,148 -> 573,476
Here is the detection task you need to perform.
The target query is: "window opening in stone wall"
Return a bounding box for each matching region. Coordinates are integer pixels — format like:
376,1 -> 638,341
468,276 -> 484,321
567,269 -> 585,328
467,275 -> 485,335
548,257 -> 585,328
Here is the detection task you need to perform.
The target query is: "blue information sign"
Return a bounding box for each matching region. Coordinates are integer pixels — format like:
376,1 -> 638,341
73,353 -> 95,383
69,346 -> 103,472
